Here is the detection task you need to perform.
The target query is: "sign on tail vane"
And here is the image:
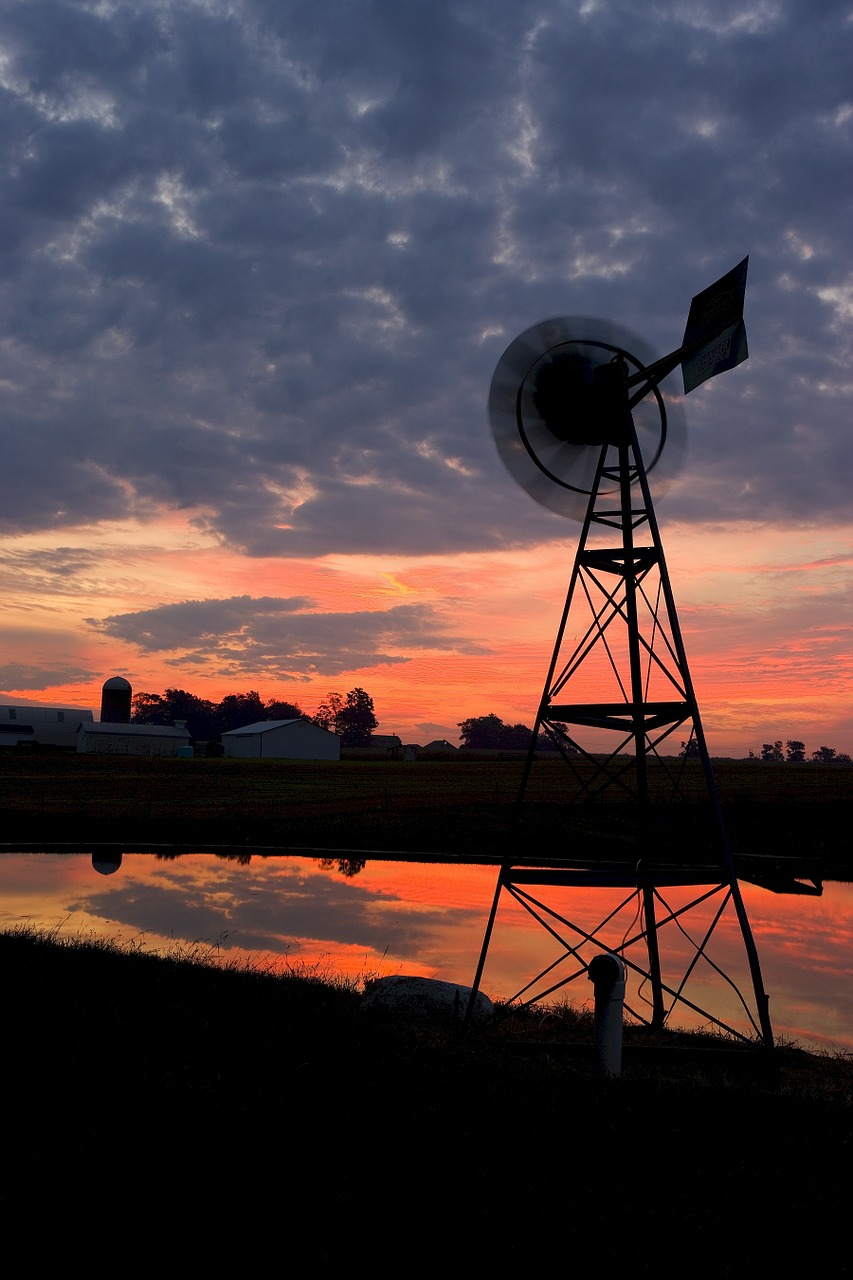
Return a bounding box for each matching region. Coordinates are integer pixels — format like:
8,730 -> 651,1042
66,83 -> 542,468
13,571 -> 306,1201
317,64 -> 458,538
680,256 -> 749,393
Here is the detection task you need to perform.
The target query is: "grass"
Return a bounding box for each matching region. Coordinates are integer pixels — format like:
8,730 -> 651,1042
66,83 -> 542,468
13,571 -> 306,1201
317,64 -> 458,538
2,925 -> 850,1272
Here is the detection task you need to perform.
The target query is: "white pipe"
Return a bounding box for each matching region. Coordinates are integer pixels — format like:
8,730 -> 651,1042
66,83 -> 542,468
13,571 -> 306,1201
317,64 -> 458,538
588,953 -> 627,1076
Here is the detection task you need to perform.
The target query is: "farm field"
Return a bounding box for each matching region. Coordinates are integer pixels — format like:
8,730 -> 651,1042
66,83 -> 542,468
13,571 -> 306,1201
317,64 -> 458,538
1,752 -> 850,876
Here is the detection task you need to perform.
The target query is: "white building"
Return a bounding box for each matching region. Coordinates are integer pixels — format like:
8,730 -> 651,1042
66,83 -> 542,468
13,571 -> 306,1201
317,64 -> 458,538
77,720 -> 192,757
0,702 -> 94,748
221,719 -> 340,761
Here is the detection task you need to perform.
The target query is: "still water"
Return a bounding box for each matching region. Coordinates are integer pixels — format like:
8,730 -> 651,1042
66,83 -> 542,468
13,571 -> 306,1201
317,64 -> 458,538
1,850 -> 850,1055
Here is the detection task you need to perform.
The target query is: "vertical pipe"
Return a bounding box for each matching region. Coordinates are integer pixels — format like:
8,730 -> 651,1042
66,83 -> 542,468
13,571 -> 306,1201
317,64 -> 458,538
589,953 -> 627,1076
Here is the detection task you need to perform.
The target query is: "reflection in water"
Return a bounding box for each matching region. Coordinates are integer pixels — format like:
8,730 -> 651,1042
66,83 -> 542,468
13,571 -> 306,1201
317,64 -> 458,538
92,849 -> 122,875
318,857 -> 367,878
0,851 -> 849,1055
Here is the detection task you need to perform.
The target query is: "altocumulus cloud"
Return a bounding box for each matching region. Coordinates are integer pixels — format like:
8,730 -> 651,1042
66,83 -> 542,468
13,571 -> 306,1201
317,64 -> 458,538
88,595 -> 485,677
0,0 -> 851,568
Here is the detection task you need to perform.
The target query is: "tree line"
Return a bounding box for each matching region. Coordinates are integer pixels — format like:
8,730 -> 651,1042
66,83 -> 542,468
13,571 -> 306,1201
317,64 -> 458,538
130,690 -> 851,762
132,686 -> 378,746
748,739 -> 852,764
457,713 -> 577,753
131,697 -> 567,753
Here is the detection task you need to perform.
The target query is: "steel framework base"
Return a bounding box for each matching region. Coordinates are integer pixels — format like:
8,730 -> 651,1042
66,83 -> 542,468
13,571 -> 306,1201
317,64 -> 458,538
467,420 -> 775,1049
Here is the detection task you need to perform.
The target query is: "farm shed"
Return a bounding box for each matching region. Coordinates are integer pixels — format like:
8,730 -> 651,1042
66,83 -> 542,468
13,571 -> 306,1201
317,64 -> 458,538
345,734 -> 403,758
221,719 -> 340,761
77,721 -> 192,757
1,703 -> 94,748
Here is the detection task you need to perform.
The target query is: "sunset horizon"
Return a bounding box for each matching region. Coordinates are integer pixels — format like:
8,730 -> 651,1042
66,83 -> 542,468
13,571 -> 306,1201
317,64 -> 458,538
0,2 -> 850,762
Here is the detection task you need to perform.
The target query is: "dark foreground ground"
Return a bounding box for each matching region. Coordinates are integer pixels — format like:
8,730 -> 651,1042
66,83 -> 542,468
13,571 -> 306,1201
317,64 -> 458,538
2,928 -> 850,1274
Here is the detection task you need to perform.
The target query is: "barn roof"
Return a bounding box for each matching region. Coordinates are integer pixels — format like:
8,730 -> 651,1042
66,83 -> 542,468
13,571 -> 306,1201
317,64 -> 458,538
221,719 -> 335,738
82,722 -> 189,737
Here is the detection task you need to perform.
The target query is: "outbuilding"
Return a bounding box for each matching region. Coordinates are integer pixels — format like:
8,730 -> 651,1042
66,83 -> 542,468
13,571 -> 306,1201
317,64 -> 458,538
1,703 -> 94,749
77,720 -> 192,757
221,718 -> 340,761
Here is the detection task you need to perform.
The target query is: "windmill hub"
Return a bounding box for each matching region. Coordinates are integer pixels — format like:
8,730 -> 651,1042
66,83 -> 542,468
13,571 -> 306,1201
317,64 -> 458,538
489,315 -> 684,520
529,346 -> 631,447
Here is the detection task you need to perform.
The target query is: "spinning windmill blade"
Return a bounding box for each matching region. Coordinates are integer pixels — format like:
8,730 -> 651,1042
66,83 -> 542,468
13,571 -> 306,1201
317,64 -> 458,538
489,316 -> 686,520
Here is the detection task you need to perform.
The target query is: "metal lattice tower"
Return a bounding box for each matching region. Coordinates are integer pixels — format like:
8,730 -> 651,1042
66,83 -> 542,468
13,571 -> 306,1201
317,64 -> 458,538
468,261 -> 777,1049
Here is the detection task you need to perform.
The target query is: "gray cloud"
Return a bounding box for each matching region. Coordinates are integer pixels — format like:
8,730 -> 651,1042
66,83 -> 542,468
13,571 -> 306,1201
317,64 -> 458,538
0,0 -> 850,560
74,856 -> 482,957
0,662 -> 93,692
88,594 -> 486,676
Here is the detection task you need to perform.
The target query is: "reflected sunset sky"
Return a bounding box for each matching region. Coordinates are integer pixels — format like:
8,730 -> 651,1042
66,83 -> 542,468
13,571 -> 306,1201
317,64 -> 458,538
0,3 -> 852,758
2,852 -> 851,1055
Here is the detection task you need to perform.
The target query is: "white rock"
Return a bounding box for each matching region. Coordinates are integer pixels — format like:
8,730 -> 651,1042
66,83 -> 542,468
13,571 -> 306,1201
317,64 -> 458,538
361,975 -> 494,1024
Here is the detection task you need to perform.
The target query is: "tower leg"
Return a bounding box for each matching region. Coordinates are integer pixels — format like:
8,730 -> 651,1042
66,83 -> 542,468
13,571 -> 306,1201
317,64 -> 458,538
642,884 -> 665,1030
465,866 -> 505,1028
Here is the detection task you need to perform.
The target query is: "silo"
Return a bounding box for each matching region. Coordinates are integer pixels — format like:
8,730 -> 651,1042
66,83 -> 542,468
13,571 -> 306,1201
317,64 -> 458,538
100,676 -> 132,724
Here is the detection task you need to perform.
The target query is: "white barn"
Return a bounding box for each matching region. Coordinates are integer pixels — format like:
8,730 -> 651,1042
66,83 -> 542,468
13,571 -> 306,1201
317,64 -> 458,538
0,702 -> 94,748
77,721 -> 192,757
221,718 -> 340,761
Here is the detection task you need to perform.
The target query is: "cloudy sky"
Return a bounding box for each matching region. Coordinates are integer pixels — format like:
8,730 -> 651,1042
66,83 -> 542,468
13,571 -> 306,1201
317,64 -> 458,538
0,0 -> 851,754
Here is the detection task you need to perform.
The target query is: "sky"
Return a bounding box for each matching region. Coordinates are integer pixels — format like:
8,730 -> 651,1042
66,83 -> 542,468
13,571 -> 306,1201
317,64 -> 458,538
0,0 -> 851,756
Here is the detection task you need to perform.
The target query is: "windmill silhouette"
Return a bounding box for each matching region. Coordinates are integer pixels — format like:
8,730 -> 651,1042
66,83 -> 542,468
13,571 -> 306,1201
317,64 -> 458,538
468,260 -> 777,1049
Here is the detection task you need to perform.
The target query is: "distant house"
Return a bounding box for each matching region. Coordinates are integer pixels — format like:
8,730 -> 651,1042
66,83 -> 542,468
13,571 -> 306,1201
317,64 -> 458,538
343,734 -> 403,759
422,739 -> 458,753
221,719 -> 340,761
1,703 -> 94,749
77,720 -> 192,757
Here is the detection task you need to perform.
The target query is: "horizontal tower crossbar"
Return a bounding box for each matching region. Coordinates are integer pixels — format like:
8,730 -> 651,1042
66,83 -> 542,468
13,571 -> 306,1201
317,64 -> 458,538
547,700 -> 690,733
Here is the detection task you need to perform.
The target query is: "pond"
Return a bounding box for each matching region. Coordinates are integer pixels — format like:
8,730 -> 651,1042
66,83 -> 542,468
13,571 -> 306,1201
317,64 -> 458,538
1,849 -> 850,1055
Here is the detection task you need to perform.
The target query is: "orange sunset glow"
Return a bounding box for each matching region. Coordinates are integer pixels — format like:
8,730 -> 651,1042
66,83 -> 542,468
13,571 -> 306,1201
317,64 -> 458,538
1,508 -> 851,758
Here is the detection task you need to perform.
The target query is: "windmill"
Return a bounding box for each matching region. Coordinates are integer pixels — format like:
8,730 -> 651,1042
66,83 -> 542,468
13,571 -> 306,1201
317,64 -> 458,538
467,259 -> 777,1050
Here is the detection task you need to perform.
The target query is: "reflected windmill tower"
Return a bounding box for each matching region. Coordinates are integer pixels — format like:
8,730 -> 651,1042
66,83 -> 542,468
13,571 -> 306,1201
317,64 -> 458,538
468,260 -> 777,1050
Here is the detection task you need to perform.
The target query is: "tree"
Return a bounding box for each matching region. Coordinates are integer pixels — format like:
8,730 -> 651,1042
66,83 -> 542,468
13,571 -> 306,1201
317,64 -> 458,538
502,721 -> 534,750
336,687 -> 378,746
458,713 -> 552,752
786,740 -> 806,763
265,699 -> 304,721
679,739 -> 700,759
536,722 -> 578,754
812,745 -> 837,764
458,713 -> 511,750
313,688 -> 378,745
217,691 -> 266,734
132,691 -> 164,722
760,741 -> 784,762
132,688 -> 218,741
313,692 -> 344,733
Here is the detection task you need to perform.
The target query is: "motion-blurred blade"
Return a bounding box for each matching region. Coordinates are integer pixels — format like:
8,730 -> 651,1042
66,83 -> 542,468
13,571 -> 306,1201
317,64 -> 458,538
489,316 -> 685,521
